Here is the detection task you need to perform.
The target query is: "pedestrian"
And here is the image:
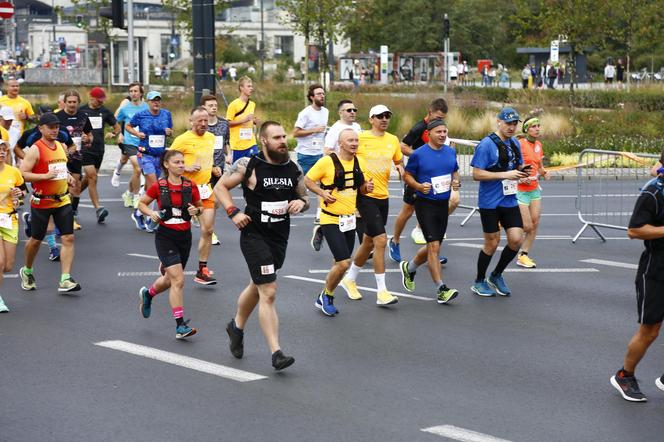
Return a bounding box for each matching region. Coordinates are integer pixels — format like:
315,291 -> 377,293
546,60 -> 557,89
287,66 -> 295,83
616,59 -> 625,89
229,66 -> 237,82
226,76 -> 258,163
449,63 -> 458,86
138,149 -> 204,340
604,60 -> 615,88
214,121 -> 309,370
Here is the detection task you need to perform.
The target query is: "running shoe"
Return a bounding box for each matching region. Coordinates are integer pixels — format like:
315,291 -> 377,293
437,285 -> 459,304
144,218 -> 158,233
339,277 -> 362,300
411,226 -> 425,245
73,219 -> 82,230
0,295 -> 9,313
133,194 -> 140,209
376,290 -> 398,306
315,290 -> 338,316
226,320 -> 244,358
488,273 -> 511,296
311,224 -> 324,251
399,260 -> 415,292
388,239 -> 401,263
96,207 -> 109,224
19,266 -> 36,291
58,277 -> 81,293
122,190 -> 133,207
272,350 -> 295,371
131,210 -> 146,230
211,232 -> 220,245
48,247 -> 60,262
22,212 -> 31,238
139,286 -> 152,318
176,320 -> 197,339
517,254 -> 537,268
111,171 -> 121,188
471,279 -> 496,297
195,267 -> 217,285
656,374 -> 664,392
439,255 -> 448,265
611,371 -> 647,402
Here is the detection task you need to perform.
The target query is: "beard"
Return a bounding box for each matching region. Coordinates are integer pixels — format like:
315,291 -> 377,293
266,144 -> 290,163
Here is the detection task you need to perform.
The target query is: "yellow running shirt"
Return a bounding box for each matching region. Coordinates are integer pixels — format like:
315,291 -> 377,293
169,130 -> 216,196
0,164 -> 23,227
0,95 -> 34,134
226,98 -> 256,151
356,131 -> 402,199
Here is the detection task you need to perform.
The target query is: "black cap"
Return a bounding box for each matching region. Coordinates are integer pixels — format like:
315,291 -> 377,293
39,112 -> 60,126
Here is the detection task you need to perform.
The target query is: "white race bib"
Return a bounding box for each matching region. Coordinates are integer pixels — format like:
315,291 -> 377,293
239,128 -> 253,140
214,136 -> 224,150
163,207 -> 184,225
260,200 -> 288,223
338,214 -> 356,232
198,184 -> 212,200
73,136 -> 82,151
431,174 -> 451,194
0,213 -> 12,229
48,162 -> 69,181
88,116 -> 103,129
148,135 -> 165,148
502,179 -> 517,195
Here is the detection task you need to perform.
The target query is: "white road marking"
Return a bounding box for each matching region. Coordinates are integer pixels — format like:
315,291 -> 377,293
284,275 -> 433,301
504,268 -> 598,273
94,340 -> 267,382
4,274 -> 17,278
117,271 -> 197,276
449,242 -> 504,251
127,253 -> 159,259
421,425 -> 512,442
308,269 -> 401,274
579,258 -> 638,270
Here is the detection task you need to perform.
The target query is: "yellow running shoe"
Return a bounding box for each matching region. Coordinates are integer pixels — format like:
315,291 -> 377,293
340,278 -> 362,300
73,219 -> 82,230
517,254 -> 536,268
376,290 -> 398,306
411,226 -> 426,245
211,232 -> 220,245
122,191 -> 133,208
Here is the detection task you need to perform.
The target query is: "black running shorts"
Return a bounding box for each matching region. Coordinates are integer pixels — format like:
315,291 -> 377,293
357,195 -> 389,238
82,150 -> 104,169
414,198 -> 449,243
635,251 -> 664,324
321,223 -> 355,261
155,227 -> 192,269
119,143 -> 138,157
240,229 -> 287,285
403,183 -> 416,205
67,158 -> 82,175
30,204 -> 74,241
479,206 -> 523,233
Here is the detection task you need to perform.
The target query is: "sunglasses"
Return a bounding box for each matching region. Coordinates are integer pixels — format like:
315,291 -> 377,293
344,108 -> 358,113
373,112 -> 392,120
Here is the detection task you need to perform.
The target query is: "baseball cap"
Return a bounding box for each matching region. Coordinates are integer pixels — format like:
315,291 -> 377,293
90,87 -> 106,100
369,104 -> 391,118
146,91 -> 162,101
497,107 -> 520,123
0,106 -> 14,121
39,112 -> 60,126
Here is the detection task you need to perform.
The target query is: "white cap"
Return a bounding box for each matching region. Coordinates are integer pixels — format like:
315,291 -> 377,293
369,104 -> 391,118
0,106 -> 15,121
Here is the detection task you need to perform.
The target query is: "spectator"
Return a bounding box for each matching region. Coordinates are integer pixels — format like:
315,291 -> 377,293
616,58 -> 625,89
604,60 -> 615,88
521,64 -> 531,89
229,66 -> 237,82
546,60 -> 557,89
287,66 -> 295,83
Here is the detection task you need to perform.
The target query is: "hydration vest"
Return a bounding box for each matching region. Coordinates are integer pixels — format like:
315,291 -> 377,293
158,177 -> 192,222
486,133 -> 522,172
319,153 -> 364,193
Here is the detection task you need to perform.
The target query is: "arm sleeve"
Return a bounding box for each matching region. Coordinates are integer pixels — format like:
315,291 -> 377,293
629,193 -> 658,228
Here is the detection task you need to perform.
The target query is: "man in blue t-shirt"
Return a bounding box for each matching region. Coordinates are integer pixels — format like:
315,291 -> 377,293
400,119 -> 460,304
470,107 -> 529,297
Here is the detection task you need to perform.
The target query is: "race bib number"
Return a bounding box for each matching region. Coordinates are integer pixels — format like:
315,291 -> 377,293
198,184 -> 212,200
49,162 -> 69,180
148,135 -> 165,148
0,213 -> 12,229
239,128 -> 253,140
431,174 -> 451,194
338,214 -> 356,232
261,200 -> 288,223
214,136 -> 224,150
163,207 -> 184,225
88,116 -> 103,129
73,136 -> 82,151
502,179 -> 517,195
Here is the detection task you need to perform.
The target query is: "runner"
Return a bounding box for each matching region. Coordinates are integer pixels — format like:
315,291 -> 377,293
609,165 -> 664,401
214,121 -> 308,370
169,107 -> 218,285
516,116 -> 549,268
126,90 -> 173,232
470,107 -> 529,297
200,93 -> 230,246
114,82 -> 148,211
388,98 -> 457,263
0,140 -> 25,312
305,128 -> 372,316
137,150 -> 203,340
0,78 -> 36,157
18,113 -> 80,293
79,87 -> 120,224
339,105 -> 404,306
226,76 -> 258,163
399,119 -> 461,304
0,107 -> 13,155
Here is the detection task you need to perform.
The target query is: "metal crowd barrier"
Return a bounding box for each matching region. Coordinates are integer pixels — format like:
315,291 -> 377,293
573,148 -> 659,243
450,138 -> 480,226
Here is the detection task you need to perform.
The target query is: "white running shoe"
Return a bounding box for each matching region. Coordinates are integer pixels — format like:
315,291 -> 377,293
411,226 -> 426,245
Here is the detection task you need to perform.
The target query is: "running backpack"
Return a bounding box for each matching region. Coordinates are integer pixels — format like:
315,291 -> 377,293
486,133 -> 522,172
158,177 -> 193,221
319,153 -> 364,192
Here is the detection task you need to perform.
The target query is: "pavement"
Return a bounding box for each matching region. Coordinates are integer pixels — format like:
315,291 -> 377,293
1,177 -> 664,442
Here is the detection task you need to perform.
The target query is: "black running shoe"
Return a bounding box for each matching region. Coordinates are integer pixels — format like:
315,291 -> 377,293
610,371 -> 647,402
226,320 -> 244,359
272,350 -> 295,371
656,374 -> 664,392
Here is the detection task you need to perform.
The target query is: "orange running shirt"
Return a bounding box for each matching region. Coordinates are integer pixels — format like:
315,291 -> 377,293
30,138 -> 70,209
517,137 -> 544,192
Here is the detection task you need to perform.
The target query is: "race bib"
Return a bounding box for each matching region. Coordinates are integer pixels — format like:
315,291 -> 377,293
88,116 -> 103,129
198,184 -> 212,200
431,174 -> 451,194
338,214 -> 356,232
0,213 -> 12,229
163,207 -> 184,225
312,138 -> 323,149
239,128 -> 253,140
73,136 -> 82,151
214,136 -> 224,150
502,179 -> 517,195
148,135 -> 165,148
48,162 -> 69,181
261,200 -> 288,223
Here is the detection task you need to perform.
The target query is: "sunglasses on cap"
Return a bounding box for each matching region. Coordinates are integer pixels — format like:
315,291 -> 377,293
344,108 -> 358,113
373,112 -> 392,120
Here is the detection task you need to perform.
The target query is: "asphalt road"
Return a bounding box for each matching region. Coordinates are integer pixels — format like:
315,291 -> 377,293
1,176 -> 663,442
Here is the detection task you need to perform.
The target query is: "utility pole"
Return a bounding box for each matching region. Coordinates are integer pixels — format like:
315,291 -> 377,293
260,0 -> 265,81
443,13 -> 450,94
127,0 -> 134,82
192,0 -> 215,106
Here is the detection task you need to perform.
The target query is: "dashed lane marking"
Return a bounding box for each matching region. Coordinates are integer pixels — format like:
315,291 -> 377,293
284,275 -> 433,301
127,253 -> 159,259
579,258 -> 638,270
117,271 -> 197,277
421,425 -> 512,442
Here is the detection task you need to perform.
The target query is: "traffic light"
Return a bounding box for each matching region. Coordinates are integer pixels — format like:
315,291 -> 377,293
75,14 -> 83,28
99,0 -> 125,29
443,13 -> 450,38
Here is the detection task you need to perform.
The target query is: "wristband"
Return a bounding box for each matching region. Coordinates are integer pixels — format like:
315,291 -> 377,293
226,206 -> 240,218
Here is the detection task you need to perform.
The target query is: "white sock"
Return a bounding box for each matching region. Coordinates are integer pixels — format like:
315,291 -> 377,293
375,273 -> 386,291
114,162 -> 124,174
347,263 -> 361,281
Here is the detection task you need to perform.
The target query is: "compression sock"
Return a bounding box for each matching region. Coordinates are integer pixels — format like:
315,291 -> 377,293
46,233 -> 57,249
476,250 -> 493,282
492,246 -> 520,276
173,307 -> 184,326
148,285 -> 159,297
347,263 -> 361,281
407,259 -> 418,274
114,162 -> 124,174
375,273 -> 386,291
60,273 -> 71,283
